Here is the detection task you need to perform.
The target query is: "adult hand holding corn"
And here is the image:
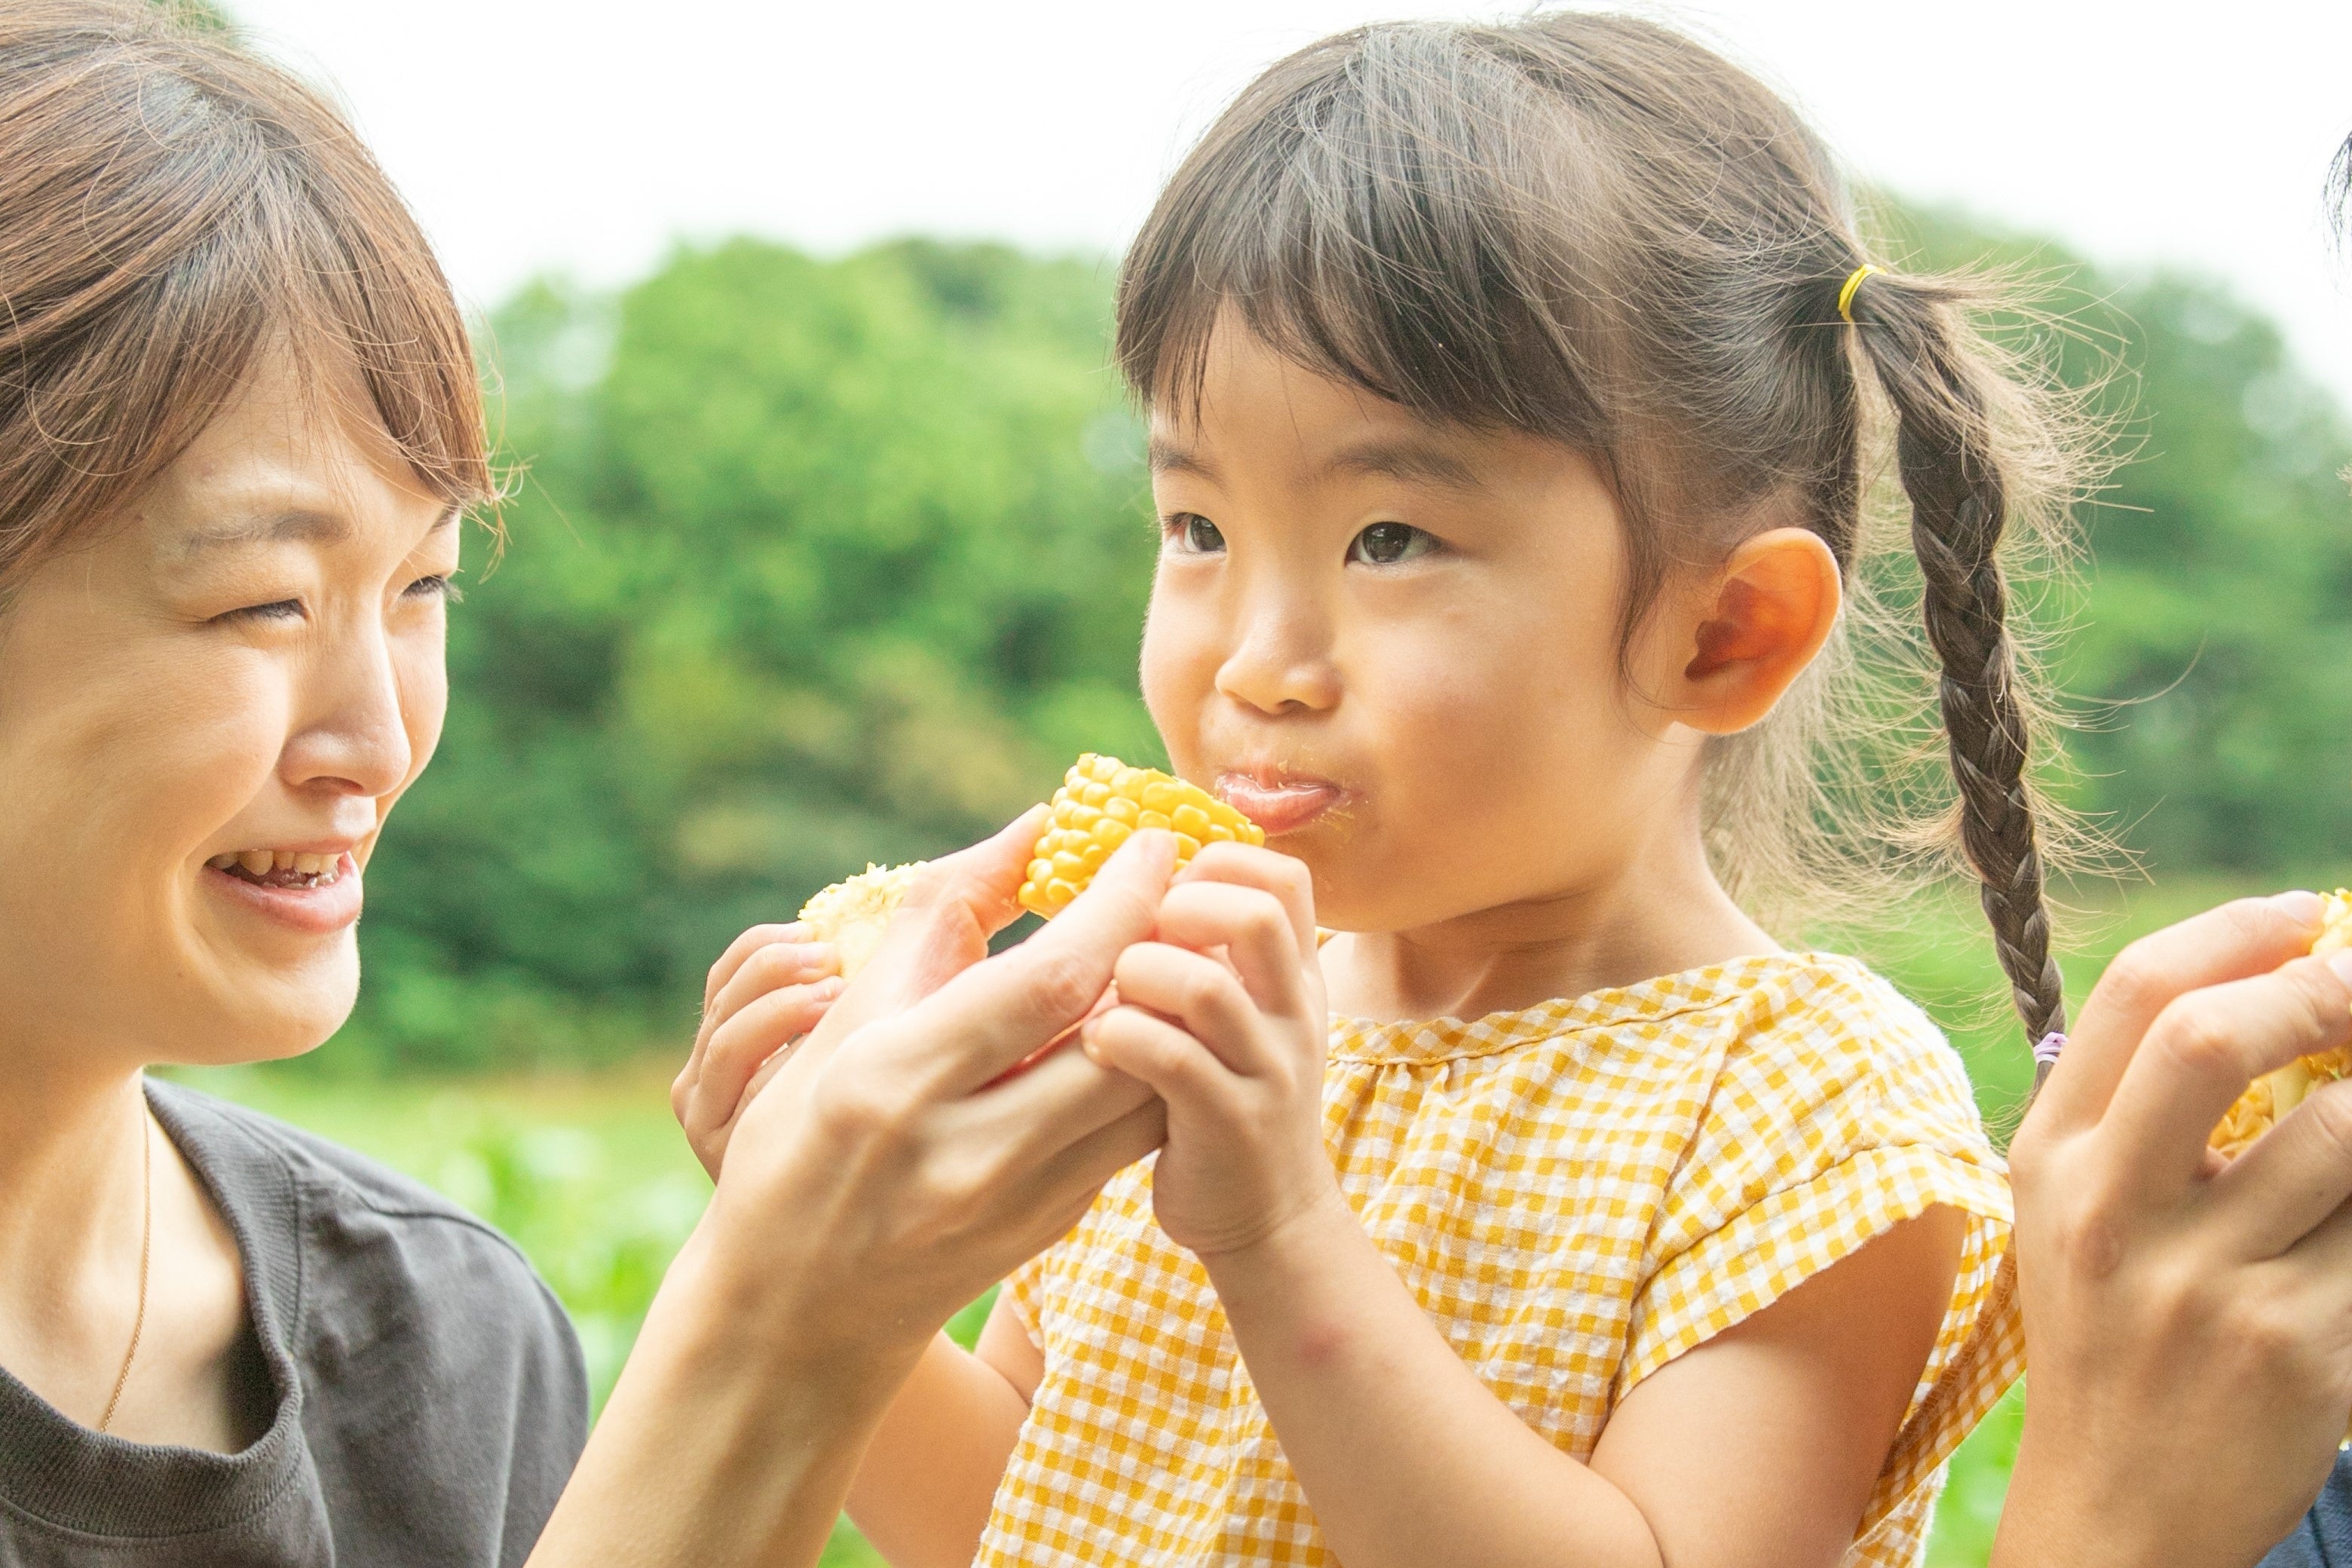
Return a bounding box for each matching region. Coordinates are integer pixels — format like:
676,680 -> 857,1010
534,819 -> 1179,1568
1993,893 -> 2352,1568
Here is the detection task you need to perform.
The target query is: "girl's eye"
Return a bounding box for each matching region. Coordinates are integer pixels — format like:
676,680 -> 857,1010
403,574 -> 460,603
1348,521 -> 1435,566
1165,513 -> 1227,555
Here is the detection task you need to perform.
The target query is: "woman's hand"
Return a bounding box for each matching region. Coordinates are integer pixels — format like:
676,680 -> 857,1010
673,924 -> 842,1179
1996,892 -> 2352,1568
531,816 -> 1181,1568
1082,842 -> 1337,1259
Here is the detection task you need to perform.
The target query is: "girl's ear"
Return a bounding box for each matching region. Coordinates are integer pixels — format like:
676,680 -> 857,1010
1673,527 -> 1842,735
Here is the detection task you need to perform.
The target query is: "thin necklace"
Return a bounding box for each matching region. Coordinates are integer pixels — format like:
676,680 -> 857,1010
95,1108 -> 152,1435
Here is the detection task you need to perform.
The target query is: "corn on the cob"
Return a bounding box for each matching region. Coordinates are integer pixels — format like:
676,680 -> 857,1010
798,861 -> 929,979
1018,753 -> 1264,917
2208,890 -> 2352,1158
792,755 -> 1266,973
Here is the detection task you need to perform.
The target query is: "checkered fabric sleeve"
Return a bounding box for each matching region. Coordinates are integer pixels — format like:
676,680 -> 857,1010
978,953 -> 2021,1568
1615,960 -> 2023,1558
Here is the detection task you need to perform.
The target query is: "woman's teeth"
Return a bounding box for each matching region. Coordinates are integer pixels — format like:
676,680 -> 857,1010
207,850 -> 345,887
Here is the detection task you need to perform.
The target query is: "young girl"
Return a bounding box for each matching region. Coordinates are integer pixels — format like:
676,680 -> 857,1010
679,14 -> 2077,1566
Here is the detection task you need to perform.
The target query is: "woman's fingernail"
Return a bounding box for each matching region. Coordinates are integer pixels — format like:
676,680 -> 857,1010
2326,951 -> 2352,985
2274,890 -> 2326,923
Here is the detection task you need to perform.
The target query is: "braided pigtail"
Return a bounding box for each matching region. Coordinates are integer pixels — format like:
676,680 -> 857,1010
1844,269 -> 2069,1072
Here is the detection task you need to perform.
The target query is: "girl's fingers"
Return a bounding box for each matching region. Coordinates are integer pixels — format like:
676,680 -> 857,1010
704,922 -> 813,1012
1153,880 -> 1310,1020
1112,940 -> 1272,1074
1176,842 -> 1318,955
700,979 -> 844,1125
1083,1003 -> 1241,1117
2210,1073 -> 2352,1260
707,941 -> 838,1039
2036,893 -> 2326,1135
865,829 -> 1179,1095
2098,954 -> 2352,1200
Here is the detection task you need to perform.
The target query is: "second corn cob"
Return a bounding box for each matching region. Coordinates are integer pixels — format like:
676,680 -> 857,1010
2207,889 -> 2352,1158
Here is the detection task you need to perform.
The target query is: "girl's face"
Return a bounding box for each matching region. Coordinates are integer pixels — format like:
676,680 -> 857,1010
0,352 -> 459,1073
1141,326 -> 1721,935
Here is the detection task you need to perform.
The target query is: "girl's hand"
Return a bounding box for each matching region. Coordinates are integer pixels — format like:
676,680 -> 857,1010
672,924 -> 844,1180
1995,892 -> 2352,1568
1083,842 -> 1338,1260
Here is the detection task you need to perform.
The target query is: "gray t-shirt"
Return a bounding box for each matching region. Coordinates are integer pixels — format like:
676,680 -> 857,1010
0,1080 -> 589,1566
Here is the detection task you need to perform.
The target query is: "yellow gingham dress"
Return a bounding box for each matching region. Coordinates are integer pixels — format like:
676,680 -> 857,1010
978,952 -> 2023,1568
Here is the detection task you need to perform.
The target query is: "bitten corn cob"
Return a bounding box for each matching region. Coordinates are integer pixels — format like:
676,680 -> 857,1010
793,755 -> 1267,979
798,861 -> 929,979
2208,890 -> 2352,1158
1018,753 -> 1263,918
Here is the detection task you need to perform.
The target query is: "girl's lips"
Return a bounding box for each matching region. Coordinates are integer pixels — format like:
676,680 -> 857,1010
204,853 -> 364,935
1216,773 -> 1346,836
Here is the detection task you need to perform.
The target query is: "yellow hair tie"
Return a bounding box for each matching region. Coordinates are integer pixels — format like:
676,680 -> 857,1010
1837,264 -> 1883,323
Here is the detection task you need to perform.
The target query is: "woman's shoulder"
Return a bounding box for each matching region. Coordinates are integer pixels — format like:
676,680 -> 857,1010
146,1079 -> 584,1395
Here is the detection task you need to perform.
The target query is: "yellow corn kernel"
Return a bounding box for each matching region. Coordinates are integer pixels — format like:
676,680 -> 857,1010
798,861 -> 928,979
1017,753 -> 1264,918
2210,889 -> 2352,1159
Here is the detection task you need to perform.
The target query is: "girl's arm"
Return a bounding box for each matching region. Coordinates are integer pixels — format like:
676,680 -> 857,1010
1089,844 -> 1957,1568
1995,895 -> 2352,1568
841,1318 -> 1037,1568
1206,1193 -> 1955,1568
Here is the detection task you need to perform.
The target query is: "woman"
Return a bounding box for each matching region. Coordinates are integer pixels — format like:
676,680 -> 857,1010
0,5 -> 1164,1563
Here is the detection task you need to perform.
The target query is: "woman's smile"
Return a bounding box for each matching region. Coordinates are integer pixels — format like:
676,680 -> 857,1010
201,845 -> 366,935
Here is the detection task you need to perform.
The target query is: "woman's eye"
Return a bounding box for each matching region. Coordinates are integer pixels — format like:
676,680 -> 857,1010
213,599 -> 305,624
1348,521 -> 1435,566
1165,513 -> 1227,555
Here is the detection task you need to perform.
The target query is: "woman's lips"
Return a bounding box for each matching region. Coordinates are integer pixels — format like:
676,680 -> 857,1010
1216,772 -> 1346,836
204,853 -> 364,935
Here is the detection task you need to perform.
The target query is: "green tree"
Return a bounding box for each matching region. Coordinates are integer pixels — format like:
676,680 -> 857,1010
348,240 -> 1159,1068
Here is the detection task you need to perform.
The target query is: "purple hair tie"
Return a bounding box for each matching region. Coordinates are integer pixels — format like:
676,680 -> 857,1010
2033,1031 -> 2068,1071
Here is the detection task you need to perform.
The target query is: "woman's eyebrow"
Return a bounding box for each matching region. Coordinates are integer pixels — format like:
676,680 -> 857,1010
174,510 -> 354,559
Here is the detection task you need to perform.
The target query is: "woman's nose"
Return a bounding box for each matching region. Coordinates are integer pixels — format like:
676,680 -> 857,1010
281,623 -> 415,799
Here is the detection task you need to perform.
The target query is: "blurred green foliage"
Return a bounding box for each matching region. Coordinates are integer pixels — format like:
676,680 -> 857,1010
337,222 -> 2350,1080
348,240 -> 1160,1068
1897,209 -> 2352,871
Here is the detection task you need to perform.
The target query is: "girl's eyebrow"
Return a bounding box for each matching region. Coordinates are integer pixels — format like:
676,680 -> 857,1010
1147,438 -> 1217,479
1321,439 -> 1481,491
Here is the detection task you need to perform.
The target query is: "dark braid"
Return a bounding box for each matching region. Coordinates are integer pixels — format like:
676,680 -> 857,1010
1847,272 -> 2068,1067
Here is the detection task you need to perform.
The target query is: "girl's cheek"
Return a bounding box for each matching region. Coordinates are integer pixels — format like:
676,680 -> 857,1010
1138,587 -> 1216,765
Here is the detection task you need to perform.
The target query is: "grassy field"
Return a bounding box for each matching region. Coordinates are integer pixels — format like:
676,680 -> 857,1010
174,870 -> 2315,1567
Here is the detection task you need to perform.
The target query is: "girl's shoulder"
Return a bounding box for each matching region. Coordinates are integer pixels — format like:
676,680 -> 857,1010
1332,948 -> 1961,1081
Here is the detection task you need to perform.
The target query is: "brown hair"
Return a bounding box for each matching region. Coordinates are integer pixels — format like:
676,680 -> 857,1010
0,0 -> 490,592
1119,13 -> 2095,1051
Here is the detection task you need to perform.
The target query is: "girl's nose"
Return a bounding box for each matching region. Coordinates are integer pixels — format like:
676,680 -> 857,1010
1214,607 -> 1342,718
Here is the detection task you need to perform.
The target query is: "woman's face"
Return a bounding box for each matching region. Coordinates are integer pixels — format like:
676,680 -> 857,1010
0,352 -> 460,1071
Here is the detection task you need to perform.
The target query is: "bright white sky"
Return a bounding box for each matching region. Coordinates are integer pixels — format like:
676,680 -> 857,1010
231,0 -> 2352,403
